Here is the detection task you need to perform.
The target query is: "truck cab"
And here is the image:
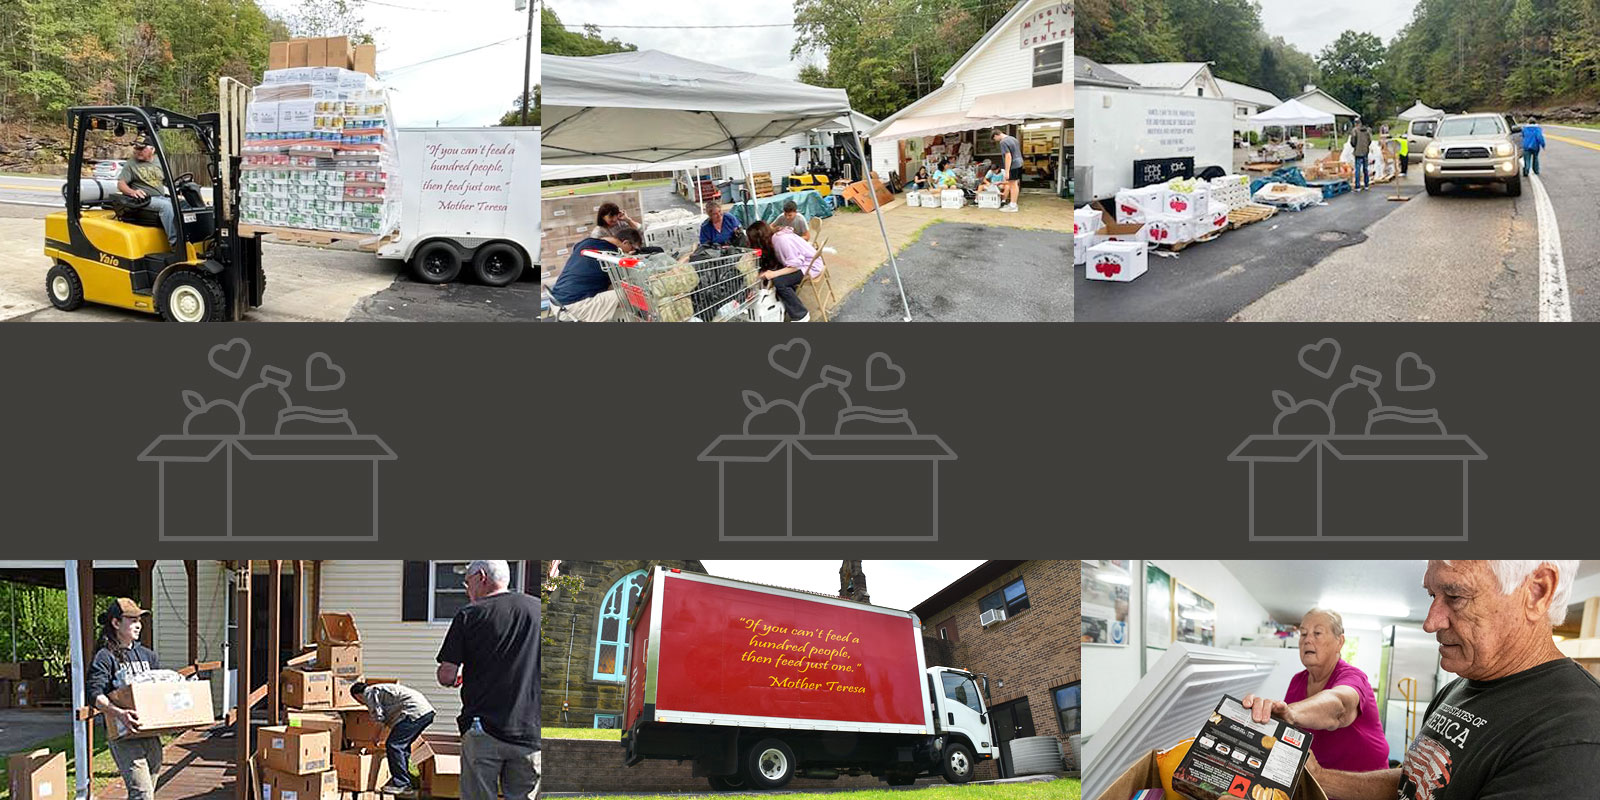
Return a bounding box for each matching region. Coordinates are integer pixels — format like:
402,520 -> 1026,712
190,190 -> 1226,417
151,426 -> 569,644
928,667 -> 1001,779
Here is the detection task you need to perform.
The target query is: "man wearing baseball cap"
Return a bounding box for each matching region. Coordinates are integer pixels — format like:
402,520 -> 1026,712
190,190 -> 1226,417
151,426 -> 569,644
86,598 -> 165,800
117,136 -> 179,253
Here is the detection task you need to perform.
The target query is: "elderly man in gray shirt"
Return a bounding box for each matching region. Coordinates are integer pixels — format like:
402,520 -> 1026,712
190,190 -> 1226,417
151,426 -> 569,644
351,681 -> 437,797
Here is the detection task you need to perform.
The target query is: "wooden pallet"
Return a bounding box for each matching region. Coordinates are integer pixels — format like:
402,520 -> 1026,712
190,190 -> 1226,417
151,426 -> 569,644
1156,231 -> 1224,252
239,223 -> 393,252
750,172 -> 776,199
1243,161 -> 1284,172
1228,203 -> 1278,229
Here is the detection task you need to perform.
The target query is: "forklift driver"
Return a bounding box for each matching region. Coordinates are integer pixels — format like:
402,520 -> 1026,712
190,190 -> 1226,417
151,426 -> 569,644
117,136 -> 178,252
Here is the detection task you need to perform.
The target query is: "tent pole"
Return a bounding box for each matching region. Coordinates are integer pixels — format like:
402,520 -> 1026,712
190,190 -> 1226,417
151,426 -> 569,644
67,561 -> 90,800
854,125 -> 913,322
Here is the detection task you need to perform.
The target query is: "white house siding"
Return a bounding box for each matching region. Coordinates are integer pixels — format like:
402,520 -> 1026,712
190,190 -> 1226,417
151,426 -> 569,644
730,133 -> 809,182
316,561 -> 465,736
149,561 -> 230,711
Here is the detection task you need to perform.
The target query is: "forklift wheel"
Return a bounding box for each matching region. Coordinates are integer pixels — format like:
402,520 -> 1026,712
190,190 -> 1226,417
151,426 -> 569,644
471,242 -> 526,287
46,263 -> 85,311
412,241 -> 464,284
157,270 -> 228,322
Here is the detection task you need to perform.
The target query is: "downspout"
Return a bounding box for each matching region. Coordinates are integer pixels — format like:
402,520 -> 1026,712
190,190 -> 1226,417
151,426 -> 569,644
563,609 -> 577,720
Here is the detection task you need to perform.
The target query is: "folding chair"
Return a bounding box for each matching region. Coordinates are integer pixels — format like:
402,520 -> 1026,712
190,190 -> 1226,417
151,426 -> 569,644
801,229 -> 838,322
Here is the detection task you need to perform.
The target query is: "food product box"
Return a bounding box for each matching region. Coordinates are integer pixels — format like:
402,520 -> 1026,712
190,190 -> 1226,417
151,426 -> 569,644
1115,186 -> 1164,223
282,668 -> 334,710
1160,181 -> 1210,220
976,189 -> 1003,209
247,102 -> 281,135
1142,217 -> 1196,246
8,749 -> 67,800
1172,696 -> 1313,800
287,711 -> 345,750
1092,742 -> 1329,800
1075,206 -> 1103,236
1086,239 -> 1148,282
1201,202 -> 1231,235
342,708 -> 387,745
258,725 -> 332,775
104,681 -> 215,740
334,748 -> 391,791
940,189 -> 965,209
316,612 -> 362,677
1074,232 -> 1105,266
0,661 -> 44,681
905,190 -> 921,208
261,767 -> 339,800
412,735 -> 462,799
332,676 -> 366,710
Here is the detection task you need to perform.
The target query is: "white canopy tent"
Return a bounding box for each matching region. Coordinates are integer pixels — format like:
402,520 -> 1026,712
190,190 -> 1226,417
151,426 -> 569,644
1246,98 -> 1336,143
1399,101 -> 1445,121
543,50 -> 911,320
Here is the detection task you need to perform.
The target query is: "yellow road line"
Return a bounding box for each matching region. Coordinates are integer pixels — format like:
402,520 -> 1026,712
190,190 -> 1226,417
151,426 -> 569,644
1548,133 -> 1600,153
0,183 -> 56,192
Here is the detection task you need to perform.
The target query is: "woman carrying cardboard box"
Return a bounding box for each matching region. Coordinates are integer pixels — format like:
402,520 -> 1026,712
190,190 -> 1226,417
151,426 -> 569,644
85,599 -> 164,800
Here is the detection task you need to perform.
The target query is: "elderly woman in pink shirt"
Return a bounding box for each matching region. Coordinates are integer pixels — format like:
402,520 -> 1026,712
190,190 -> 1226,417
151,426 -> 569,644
746,220 -> 823,322
1242,608 -> 1391,775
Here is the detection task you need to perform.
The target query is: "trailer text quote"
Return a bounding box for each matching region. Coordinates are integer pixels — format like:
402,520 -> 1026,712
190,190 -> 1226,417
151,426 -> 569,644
422,141 -> 514,212
737,617 -> 868,694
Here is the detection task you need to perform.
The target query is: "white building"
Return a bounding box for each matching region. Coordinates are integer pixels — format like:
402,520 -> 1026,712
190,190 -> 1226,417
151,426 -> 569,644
1294,85 -> 1361,133
1100,62 -> 1224,99
867,0 -> 1073,196
1215,78 -> 1282,132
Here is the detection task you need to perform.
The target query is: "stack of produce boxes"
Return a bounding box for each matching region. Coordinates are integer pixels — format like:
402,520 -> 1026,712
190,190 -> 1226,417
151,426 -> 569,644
259,725 -> 338,800
539,190 -> 644,280
240,52 -> 399,238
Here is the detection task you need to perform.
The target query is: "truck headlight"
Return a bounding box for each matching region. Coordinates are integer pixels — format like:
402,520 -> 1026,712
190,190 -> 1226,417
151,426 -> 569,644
1425,146 -> 1442,159
1496,142 -> 1514,157
1425,163 -> 1439,174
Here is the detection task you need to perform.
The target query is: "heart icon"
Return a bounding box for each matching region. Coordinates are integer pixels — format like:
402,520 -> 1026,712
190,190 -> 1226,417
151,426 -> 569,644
1298,338 -> 1341,380
1395,352 -> 1436,391
865,353 -> 906,392
305,352 -> 346,392
1095,260 -> 1122,277
768,338 -> 811,380
208,338 -> 251,380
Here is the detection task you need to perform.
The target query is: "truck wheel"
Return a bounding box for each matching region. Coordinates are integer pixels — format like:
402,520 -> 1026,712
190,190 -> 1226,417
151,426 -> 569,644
940,742 -> 976,784
471,242 -> 525,287
158,270 -> 227,322
1425,178 -> 1442,196
412,241 -> 463,284
706,774 -> 749,791
744,738 -> 796,789
1505,175 -> 1523,197
46,263 -> 84,311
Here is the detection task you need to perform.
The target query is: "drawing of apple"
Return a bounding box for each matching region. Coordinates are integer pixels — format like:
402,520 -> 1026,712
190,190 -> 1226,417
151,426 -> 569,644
1270,390 -> 1334,436
742,391 -> 804,436
181,390 -> 245,436
1169,196 -> 1189,213
1095,259 -> 1122,278
1120,204 -> 1139,217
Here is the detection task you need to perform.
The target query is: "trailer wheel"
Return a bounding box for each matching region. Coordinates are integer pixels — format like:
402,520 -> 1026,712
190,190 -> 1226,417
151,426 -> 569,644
744,738 -> 796,789
706,774 -> 749,791
412,241 -> 463,284
940,742 -> 976,784
471,242 -> 526,287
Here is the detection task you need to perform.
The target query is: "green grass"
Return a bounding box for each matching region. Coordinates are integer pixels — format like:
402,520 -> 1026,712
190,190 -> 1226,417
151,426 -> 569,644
570,780 -> 1078,800
543,726 -> 624,740
541,178 -> 672,198
1553,120 -> 1600,130
0,731 -> 143,794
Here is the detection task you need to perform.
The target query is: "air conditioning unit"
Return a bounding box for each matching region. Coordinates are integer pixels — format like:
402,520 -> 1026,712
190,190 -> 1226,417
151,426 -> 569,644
979,608 -> 1006,627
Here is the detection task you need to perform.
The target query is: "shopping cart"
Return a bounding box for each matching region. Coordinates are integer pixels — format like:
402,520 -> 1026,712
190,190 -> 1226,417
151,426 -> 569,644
583,246 -> 766,322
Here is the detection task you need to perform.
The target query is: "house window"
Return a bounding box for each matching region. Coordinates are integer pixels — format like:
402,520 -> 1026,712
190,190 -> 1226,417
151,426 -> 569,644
1197,87 -> 1204,97
594,714 -> 619,729
936,618 -> 959,643
1032,43 -> 1063,87
593,569 -> 649,682
429,561 -> 524,622
1054,683 -> 1081,734
979,578 -> 1030,619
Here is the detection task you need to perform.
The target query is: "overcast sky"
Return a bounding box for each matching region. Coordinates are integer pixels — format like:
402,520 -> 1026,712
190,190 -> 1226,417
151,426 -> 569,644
258,0 -> 535,127
1257,0 -> 1421,56
543,0 -> 806,79
700,561 -> 984,611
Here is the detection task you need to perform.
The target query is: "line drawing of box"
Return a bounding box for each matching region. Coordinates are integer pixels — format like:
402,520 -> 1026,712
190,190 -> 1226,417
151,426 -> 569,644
698,434 -> 957,541
138,435 -> 398,541
1228,434 -> 1486,542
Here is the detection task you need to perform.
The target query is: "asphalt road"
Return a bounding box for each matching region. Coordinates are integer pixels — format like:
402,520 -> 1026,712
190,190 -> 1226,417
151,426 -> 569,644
0,175 -> 64,207
0,708 -> 70,754
1538,125 -> 1600,321
833,223 -> 1072,322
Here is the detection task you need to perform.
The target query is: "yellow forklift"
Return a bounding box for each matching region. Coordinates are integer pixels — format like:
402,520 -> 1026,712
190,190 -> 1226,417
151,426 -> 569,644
44,80 -> 264,321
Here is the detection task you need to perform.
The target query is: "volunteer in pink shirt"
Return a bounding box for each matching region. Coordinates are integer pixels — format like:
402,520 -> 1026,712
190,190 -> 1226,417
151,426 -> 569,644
1241,608 -> 1391,774
747,220 -> 823,322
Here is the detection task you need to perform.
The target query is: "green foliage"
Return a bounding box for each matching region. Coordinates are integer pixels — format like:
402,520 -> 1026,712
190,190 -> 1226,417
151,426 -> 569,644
541,6 -> 637,57
499,86 -> 540,126
1387,0 -> 1600,110
0,582 -> 73,676
1317,31 -> 1390,120
541,570 -> 584,647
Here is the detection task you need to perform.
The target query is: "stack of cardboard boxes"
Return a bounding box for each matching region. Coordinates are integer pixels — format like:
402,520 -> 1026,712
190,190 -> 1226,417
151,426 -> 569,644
277,613 -> 399,799
0,660 -> 47,708
539,190 -> 643,281
241,38 -> 399,237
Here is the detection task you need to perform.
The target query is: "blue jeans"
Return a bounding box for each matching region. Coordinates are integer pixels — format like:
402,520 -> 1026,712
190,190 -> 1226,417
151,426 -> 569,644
1523,149 -> 1541,176
385,711 -> 435,788
1353,156 -> 1369,189
145,195 -> 178,247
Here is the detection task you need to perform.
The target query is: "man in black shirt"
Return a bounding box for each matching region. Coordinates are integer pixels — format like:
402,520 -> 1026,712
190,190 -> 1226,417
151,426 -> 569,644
437,560 -> 541,800
1309,560 -> 1600,800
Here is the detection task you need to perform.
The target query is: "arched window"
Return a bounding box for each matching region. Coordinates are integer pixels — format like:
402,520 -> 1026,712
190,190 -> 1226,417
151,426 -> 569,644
593,569 -> 648,682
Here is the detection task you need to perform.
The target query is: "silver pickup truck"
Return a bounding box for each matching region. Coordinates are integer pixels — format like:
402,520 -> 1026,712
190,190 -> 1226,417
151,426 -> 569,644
1422,113 -> 1522,197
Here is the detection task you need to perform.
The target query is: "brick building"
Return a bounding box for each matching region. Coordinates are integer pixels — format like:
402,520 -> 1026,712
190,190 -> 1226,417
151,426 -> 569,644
912,560 -> 1081,776
541,559 -> 706,729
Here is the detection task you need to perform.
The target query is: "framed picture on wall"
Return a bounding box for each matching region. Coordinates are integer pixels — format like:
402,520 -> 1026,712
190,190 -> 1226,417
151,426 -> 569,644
1146,564 -> 1173,651
1081,560 -> 1131,646
1173,580 -> 1216,647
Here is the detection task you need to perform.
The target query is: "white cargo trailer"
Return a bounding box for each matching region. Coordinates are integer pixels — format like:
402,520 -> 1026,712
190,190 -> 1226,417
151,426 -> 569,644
1074,88 -> 1235,201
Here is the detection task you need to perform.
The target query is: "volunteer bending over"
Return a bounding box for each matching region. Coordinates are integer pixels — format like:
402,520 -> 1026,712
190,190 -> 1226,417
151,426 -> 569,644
86,599 -> 164,800
1305,560 -> 1600,800
1242,608 -> 1388,773
747,220 -> 822,322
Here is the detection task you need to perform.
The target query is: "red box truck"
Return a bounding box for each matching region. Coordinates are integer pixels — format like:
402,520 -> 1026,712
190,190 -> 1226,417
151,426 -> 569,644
623,567 -> 1000,790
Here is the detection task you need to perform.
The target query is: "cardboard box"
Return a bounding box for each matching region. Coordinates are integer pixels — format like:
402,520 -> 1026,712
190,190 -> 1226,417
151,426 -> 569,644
1074,207 -> 1103,236
317,613 -> 362,677
287,711 -> 344,751
1115,186 -> 1163,223
353,44 -> 377,76
1160,183 -> 1210,220
323,37 -> 352,69
282,668 -> 335,710
333,749 -> 390,791
105,681 -> 215,740
0,661 -> 45,681
0,679 -> 12,709
1074,233 -> 1105,267
13,678 -> 36,708
9,749 -> 67,800
287,40 -> 309,68
259,726 -> 332,775
261,767 -> 339,800
269,41 -> 290,70
1142,217 -> 1197,246
332,676 -> 366,710
1086,240 -> 1148,282
1094,745 -> 1329,800
342,709 -> 386,745
540,191 -> 643,233
412,735 -> 462,799
1173,696 -> 1313,800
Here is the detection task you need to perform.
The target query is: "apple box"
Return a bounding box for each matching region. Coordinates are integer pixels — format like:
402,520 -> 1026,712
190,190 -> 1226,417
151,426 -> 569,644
1086,240 -> 1148,282
283,668 -> 334,710
1161,183 -> 1210,220
287,711 -> 344,751
1115,186 -> 1163,223
1074,232 -> 1105,266
1201,202 -> 1230,235
8,749 -> 67,800
258,725 -> 332,775
1142,217 -> 1196,246
261,767 -> 339,800
105,681 -> 215,740
334,748 -> 390,791
1074,206 -> 1103,236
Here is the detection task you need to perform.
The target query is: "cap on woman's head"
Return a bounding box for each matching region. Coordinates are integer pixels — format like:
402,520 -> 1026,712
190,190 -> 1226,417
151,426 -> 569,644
108,598 -> 149,621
